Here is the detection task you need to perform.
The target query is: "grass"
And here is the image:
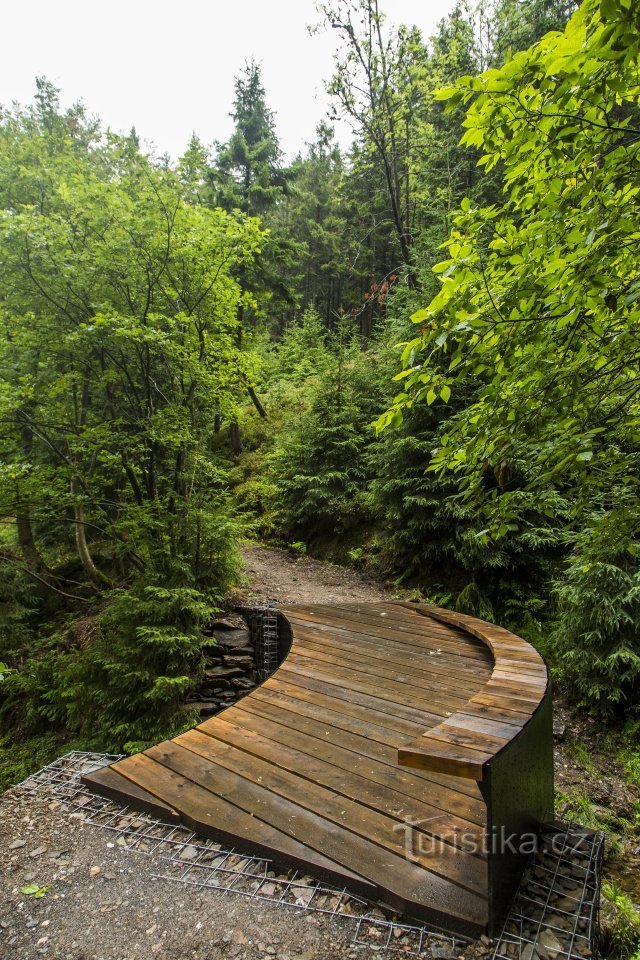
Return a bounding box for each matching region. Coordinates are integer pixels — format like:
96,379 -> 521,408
600,881 -> 640,959
571,738 -> 598,775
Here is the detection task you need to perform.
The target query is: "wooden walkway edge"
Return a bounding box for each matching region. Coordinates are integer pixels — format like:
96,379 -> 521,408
82,601 -> 553,937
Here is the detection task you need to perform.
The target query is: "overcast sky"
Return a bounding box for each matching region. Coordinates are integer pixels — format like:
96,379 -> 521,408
1,0 -> 457,161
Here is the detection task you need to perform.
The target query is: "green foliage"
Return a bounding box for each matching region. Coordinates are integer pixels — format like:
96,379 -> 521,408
2,0 -> 636,770
554,513 -> 640,714
21,885 -> 50,899
214,59 -> 286,217
379,0 -> 640,713
0,82 -> 255,764
60,579 -> 223,752
0,567 -> 235,753
0,732 -> 78,792
271,326 -> 381,549
601,882 -> 640,960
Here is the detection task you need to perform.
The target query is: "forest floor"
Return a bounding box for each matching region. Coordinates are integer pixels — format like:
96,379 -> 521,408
1,543 -> 638,960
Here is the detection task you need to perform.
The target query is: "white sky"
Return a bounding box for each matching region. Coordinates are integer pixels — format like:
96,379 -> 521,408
1,0 -> 457,161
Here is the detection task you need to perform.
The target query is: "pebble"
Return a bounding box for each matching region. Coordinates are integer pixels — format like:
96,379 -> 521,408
29,847 -> 47,858
431,945 -> 456,959
89,866 -> 101,877
9,840 -> 27,850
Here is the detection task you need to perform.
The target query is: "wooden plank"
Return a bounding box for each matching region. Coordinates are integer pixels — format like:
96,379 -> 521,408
252,679 -> 485,801
481,682 -> 545,704
261,675 -> 441,739
285,643 -> 487,702
282,655 -> 473,716
441,713 -> 526,739
425,725 -> 510,754
194,715 -> 487,848
81,599 -> 553,938
231,702 -> 485,819
285,604 -> 492,658
398,737 -> 493,780
285,605 -> 492,663
462,701 -> 533,725
112,752 -> 377,895
397,603 -> 546,673
216,700 -> 486,824
273,666 -> 452,725
288,622 -> 493,686
169,732 -> 488,899
81,766 -> 180,821
286,612 -> 493,671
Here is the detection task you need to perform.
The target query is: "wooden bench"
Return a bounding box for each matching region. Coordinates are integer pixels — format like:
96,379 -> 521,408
82,601 -> 553,937
392,602 -> 553,928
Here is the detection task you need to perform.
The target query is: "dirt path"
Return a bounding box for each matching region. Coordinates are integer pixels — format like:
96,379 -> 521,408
239,544 -> 394,606
0,789 -> 369,960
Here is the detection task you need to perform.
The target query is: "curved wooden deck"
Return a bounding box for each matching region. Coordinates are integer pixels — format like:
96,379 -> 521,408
82,602 -> 553,937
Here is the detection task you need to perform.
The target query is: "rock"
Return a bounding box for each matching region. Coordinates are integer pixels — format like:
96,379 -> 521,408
9,840 -> 26,850
210,618 -> 241,631
293,888 -> 314,907
232,678 -> 256,691
521,945 -> 542,960
210,628 -> 250,646
204,665 -> 245,681
431,944 -> 457,959
223,656 -> 253,669
197,702 -> 221,717
537,929 -> 564,958
180,845 -> 199,862
29,847 -> 47,858
89,866 -> 101,877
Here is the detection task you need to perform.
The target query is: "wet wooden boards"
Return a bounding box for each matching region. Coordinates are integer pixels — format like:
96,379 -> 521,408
82,602 -> 553,937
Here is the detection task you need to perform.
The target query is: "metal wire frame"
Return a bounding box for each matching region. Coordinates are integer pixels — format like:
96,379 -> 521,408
238,604 -> 280,681
16,753 -> 604,960
15,751 -> 463,959
492,822 -> 605,960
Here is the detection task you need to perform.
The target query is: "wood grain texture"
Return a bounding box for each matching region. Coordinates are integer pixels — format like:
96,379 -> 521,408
392,602 -> 549,781
82,601 -> 550,936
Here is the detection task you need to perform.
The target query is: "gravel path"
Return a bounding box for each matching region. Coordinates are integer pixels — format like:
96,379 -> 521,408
0,790 -> 368,960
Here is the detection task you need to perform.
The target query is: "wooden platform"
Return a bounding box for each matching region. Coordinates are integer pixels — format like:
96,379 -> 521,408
82,602 -> 553,937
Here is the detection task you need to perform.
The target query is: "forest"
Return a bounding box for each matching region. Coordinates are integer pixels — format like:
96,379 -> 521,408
0,0 -> 639,951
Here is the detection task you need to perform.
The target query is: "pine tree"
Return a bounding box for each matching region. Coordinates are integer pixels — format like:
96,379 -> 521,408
214,59 -> 286,216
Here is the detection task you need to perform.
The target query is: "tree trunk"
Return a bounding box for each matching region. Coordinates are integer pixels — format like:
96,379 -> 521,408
16,513 -> 54,582
230,421 -> 244,456
71,478 -> 110,588
248,386 -> 267,419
